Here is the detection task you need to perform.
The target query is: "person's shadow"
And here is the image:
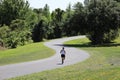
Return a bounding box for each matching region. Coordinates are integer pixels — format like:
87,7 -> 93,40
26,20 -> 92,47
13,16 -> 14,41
57,63 -> 63,65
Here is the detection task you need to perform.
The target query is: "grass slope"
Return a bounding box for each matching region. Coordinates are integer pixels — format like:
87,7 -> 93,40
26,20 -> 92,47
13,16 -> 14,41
9,37 -> 120,80
0,42 -> 55,65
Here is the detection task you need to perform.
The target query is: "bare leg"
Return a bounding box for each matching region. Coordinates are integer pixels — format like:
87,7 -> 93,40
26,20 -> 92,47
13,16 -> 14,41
62,57 -> 65,64
62,59 -> 63,64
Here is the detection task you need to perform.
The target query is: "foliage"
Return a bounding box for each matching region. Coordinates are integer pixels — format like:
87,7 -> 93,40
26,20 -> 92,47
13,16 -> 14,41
32,4 -> 52,42
0,25 -> 10,47
64,0 -> 120,44
25,9 -> 38,29
0,0 -> 120,48
114,0 -> 120,2
63,4 -> 74,36
32,20 -> 44,42
0,0 -> 36,48
64,2 -> 87,36
8,19 -> 32,48
0,0 -> 29,26
86,0 -> 120,44
51,8 -> 65,38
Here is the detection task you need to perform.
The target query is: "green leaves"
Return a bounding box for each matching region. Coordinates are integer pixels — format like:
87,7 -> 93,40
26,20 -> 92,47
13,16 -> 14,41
0,0 -> 36,48
0,0 -> 30,25
86,0 -> 120,44
0,0 -> 120,48
51,8 -> 65,38
0,25 -> 10,47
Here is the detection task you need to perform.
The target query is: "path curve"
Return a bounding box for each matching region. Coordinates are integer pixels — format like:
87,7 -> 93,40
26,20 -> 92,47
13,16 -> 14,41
0,36 -> 90,80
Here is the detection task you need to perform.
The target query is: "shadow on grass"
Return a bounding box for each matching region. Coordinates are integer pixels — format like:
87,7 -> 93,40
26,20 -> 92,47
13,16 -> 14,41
54,42 -> 120,48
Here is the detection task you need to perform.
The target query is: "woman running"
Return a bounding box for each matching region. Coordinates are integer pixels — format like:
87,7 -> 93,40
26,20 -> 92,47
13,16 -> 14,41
60,47 -> 66,64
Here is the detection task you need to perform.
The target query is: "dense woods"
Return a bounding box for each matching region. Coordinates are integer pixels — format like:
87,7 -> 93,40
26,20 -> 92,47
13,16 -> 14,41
0,0 -> 120,48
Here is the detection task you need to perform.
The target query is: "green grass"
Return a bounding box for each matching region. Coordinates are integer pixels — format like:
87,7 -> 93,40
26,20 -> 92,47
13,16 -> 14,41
0,42 -> 55,65
9,37 -> 120,80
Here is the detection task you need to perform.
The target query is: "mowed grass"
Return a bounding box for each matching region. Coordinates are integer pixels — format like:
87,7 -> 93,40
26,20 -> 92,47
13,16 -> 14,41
0,42 -> 55,65
9,37 -> 120,80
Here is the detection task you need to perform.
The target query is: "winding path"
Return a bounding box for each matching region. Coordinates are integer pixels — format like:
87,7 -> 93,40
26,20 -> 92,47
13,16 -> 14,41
0,36 -> 90,80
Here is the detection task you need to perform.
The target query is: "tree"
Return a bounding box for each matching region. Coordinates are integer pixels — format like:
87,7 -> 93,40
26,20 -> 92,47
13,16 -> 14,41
114,0 -> 120,2
25,9 -> 38,30
43,4 -> 51,20
64,2 -> 86,36
0,0 -> 38,48
32,4 -> 52,41
65,3 -> 73,19
32,20 -> 44,42
0,0 -> 30,26
84,0 -> 90,6
0,25 -> 10,47
51,8 -> 64,38
8,19 -> 32,48
63,3 -> 74,36
0,19 -> 33,48
86,0 -> 120,44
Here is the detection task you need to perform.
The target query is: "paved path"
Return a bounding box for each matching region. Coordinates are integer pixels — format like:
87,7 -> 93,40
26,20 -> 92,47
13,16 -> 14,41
0,36 -> 90,80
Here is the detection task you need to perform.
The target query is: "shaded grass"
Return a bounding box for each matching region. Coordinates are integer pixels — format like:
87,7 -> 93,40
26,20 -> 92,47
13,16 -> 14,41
0,42 -> 55,65
9,37 -> 120,80
63,38 -> 120,47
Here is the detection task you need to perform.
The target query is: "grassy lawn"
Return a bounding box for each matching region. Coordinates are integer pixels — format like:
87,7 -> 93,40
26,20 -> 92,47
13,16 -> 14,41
0,42 -> 55,65
9,37 -> 120,80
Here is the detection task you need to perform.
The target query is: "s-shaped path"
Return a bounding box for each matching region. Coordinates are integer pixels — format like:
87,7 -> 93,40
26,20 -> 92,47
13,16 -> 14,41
0,36 -> 90,80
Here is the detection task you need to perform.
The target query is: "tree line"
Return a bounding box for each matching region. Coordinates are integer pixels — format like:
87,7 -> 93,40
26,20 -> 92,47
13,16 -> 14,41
0,0 -> 120,48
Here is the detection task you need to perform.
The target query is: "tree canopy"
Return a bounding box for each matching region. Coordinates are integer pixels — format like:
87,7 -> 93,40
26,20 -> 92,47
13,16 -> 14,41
0,0 -> 120,48
85,0 -> 120,44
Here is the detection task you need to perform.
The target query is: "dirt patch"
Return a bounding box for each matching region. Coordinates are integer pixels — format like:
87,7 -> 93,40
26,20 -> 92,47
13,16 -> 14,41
0,46 -> 7,51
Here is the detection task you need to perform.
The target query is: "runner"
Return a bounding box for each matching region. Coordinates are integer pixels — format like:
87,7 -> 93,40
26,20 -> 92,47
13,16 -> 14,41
60,47 -> 66,64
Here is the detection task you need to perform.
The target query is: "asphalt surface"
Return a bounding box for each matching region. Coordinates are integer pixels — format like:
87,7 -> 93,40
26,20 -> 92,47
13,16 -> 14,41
0,36 -> 90,80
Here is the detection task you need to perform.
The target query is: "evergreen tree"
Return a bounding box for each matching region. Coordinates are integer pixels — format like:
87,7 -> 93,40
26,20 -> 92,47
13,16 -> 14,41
86,0 -> 120,44
51,8 -> 64,38
0,0 -> 29,26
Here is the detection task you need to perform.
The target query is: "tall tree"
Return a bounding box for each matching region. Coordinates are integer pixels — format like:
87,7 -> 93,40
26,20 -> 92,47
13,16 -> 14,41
51,8 -> 64,38
0,0 -> 30,26
0,0 -> 37,48
32,20 -> 44,42
63,4 -> 74,36
32,8 -> 44,42
86,0 -> 120,44
32,4 -> 52,41
65,3 -> 73,19
64,2 -> 86,36
43,4 -> 51,20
